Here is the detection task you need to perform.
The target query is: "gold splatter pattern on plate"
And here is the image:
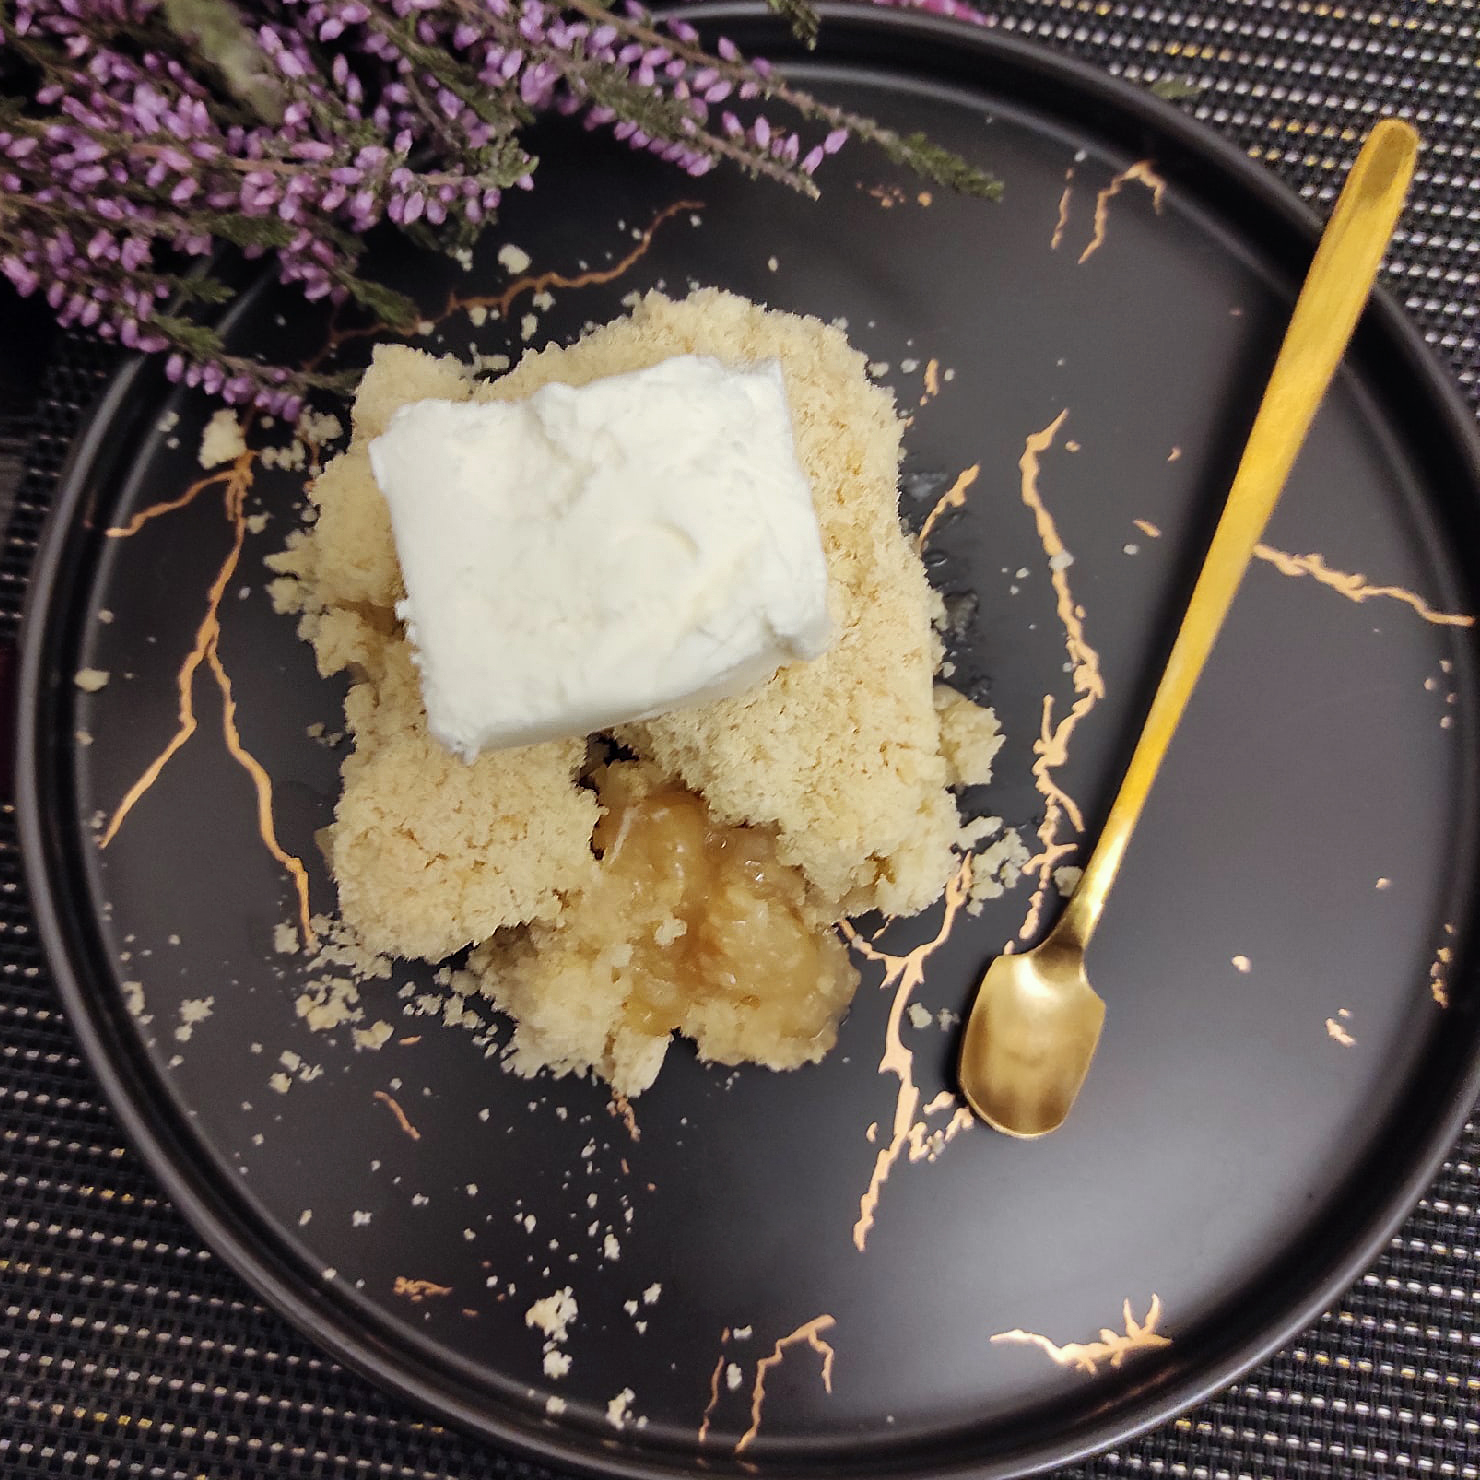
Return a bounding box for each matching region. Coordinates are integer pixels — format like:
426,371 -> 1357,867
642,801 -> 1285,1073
917,464 -> 980,550
1077,160 -> 1166,265
310,198 -> 702,366
100,444 -> 316,949
393,1276 -> 452,1303
444,199 -> 702,327
1252,546 -> 1475,627
374,1089 -> 422,1140
1050,165 -> 1075,252
1326,1008 -> 1356,1046
698,1327 -> 731,1445
105,464 -> 233,539
843,859 -> 976,1252
990,1295 -> 1170,1375
920,357 -> 943,406
1014,410 -> 1106,943
735,1316 -> 837,1454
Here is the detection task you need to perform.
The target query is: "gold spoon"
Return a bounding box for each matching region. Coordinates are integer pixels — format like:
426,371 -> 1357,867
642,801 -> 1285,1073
958,119 -> 1420,1139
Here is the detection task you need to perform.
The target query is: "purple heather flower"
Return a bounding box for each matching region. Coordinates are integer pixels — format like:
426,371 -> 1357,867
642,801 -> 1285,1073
1,256 -> 40,297
0,0 -> 904,411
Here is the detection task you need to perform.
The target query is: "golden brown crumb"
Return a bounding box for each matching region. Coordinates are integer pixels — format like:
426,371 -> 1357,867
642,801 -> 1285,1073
330,642 -> 597,960
353,1020 -> 394,1051
935,685 -> 1005,789
199,407 -> 247,468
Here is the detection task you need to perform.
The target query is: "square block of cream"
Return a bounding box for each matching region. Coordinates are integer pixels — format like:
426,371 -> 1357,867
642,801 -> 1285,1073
368,355 -> 831,758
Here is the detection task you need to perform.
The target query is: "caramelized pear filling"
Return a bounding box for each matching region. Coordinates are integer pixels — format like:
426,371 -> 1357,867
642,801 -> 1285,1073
590,765 -> 860,1055
471,761 -> 862,1095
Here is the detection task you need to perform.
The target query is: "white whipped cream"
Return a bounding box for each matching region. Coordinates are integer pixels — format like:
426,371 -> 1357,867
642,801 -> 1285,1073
368,355 -> 831,758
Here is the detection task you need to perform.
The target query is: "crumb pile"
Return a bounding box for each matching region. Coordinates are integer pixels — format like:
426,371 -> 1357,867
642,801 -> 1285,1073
270,288 -> 1003,1094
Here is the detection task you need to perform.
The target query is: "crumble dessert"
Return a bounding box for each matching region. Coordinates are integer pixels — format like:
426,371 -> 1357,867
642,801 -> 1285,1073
270,287 -> 1002,1094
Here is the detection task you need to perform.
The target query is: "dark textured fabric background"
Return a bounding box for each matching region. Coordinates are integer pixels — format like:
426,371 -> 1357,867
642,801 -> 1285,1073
3,2 -> 1478,1475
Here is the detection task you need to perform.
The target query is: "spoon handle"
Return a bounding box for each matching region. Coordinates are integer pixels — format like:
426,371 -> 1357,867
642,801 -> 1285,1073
1055,118 -> 1419,955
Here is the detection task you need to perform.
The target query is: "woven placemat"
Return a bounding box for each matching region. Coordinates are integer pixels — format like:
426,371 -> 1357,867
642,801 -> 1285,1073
3,3 -> 1478,1476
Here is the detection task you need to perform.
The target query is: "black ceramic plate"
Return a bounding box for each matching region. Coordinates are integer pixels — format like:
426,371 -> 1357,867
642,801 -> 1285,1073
17,7 -> 1480,1477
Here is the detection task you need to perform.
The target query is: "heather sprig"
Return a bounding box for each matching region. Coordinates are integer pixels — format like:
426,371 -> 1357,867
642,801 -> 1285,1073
0,0 -> 1000,412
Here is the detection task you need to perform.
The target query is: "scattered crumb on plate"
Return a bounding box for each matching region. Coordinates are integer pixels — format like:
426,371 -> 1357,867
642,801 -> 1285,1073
199,407 -> 246,468
498,243 -> 532,275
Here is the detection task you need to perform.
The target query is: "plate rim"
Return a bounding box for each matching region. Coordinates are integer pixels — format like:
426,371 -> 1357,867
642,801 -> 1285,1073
16,6 -> 1480,1477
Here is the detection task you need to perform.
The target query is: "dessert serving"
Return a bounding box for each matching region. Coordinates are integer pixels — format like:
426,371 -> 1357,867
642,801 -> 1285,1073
270,286 -> 1003,1096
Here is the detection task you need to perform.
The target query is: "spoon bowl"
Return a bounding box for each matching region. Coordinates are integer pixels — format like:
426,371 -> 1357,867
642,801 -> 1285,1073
958,945 -> 1106,1138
